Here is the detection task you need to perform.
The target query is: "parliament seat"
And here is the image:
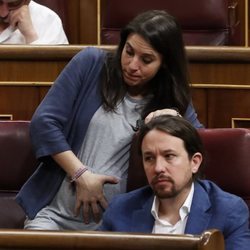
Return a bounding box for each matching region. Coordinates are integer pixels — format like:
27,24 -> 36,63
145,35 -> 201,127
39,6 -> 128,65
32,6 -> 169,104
100,0 -> 240,46
0,121 -> 37,229
1,120 -> 249,230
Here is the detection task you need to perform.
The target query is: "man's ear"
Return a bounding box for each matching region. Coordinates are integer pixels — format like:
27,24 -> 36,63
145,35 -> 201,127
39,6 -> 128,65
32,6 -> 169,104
191,152 -> 202,174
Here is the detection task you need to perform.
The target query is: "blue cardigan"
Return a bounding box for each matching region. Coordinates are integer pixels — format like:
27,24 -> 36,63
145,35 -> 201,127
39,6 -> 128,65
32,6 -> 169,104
16,47 -> 203,219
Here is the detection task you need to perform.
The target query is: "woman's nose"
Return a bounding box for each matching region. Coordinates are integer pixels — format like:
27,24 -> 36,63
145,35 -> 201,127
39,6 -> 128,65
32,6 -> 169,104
129,57 -> 140,71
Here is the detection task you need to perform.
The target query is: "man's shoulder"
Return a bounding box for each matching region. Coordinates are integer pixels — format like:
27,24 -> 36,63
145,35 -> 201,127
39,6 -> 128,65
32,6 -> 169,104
196,180 -> 246,208
29,1 -> 59,16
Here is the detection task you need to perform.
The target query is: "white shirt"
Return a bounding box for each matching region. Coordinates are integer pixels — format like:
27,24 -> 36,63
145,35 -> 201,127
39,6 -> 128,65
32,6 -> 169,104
151,183 -> 194,234
0,1 -> 68,44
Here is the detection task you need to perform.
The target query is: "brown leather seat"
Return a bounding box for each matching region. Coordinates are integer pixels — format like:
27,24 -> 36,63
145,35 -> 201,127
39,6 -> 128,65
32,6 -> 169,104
1,121 -> 249,228
100,0 -> 240,46
127,128 -> 250,223
0,121 -> 37,228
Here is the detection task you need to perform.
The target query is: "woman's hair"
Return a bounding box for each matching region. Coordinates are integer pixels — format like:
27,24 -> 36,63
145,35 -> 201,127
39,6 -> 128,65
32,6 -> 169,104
137,115 -> 205,180
101,10 -> 191,117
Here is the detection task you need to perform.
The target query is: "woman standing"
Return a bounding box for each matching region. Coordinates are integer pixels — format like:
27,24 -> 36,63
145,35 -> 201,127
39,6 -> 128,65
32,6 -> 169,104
16,10 -> 203,230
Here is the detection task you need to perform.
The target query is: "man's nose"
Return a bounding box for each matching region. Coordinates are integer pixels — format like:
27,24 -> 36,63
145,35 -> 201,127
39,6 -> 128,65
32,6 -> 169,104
154,157 -> 167,173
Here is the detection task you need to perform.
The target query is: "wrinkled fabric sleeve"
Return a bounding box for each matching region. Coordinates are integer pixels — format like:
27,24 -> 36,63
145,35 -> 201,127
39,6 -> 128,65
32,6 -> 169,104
224,197 -> 250,250
30,47 -> 104,159
184,102 -> 204,128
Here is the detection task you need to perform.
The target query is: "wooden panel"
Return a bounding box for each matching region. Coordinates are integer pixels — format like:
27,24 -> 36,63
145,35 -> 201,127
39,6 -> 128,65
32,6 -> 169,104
0,61 -> 65,82
0,45 -> 82,81
0,114 -> 13,120
232,118 -> 250,128
0,86 -> 40,120
207,88 -> 250,128
39,86 -> 51,101
0,45 -> 250,127
66,0 -> 81,44
79,0 -> 98,44
189,63 -> 250,85
187,46 -> 250,86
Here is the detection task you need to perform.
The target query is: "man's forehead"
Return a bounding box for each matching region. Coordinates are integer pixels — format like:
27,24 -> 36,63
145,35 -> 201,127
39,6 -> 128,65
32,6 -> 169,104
142,130 -> 185,149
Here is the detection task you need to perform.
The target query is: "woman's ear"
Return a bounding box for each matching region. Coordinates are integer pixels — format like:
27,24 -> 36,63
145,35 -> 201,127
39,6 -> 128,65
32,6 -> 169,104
191,152 -> 202,174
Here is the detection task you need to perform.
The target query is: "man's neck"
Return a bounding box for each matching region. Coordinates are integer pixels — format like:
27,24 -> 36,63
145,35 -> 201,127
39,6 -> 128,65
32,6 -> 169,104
158,185 -> 193,225
0,23 -> 9,32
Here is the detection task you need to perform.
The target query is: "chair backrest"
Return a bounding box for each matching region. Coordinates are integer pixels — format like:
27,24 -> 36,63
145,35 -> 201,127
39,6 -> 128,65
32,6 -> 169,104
127,128 -> 250,218
0,121 -> 37,228
100,0 -> 240,46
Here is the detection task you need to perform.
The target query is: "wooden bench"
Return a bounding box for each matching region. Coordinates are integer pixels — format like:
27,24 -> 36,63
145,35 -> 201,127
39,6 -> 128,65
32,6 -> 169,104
0,229 -> 224,250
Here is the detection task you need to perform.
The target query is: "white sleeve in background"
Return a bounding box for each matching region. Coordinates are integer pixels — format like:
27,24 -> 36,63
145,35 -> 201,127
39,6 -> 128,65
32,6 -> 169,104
29,1 -> 69,45
0,0 -> 69,45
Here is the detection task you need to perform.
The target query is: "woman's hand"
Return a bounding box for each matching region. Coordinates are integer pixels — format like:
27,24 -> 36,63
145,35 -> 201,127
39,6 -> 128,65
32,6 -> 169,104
52,150 -> 119,224
145,108 -> 181,124
74,171 -> 119,224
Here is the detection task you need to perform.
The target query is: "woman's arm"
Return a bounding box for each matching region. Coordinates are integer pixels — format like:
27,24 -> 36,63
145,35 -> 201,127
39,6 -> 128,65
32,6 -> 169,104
52,150 -> 119,224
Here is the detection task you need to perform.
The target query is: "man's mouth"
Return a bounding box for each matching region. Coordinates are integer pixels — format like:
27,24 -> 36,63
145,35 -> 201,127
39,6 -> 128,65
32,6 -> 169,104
0,16 -> 9,24
152,175 -> 174,186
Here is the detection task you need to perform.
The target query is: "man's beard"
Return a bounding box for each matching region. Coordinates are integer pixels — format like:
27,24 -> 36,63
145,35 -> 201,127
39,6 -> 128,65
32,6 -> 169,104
151,174 -> 192,199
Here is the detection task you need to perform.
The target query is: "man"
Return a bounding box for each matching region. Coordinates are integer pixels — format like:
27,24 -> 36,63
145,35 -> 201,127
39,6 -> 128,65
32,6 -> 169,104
0,0 -> 68,44
100,115 -> 250,250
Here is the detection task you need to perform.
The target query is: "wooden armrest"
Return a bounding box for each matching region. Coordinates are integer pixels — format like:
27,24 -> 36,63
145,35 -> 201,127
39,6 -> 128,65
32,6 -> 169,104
0,229 -> 224,250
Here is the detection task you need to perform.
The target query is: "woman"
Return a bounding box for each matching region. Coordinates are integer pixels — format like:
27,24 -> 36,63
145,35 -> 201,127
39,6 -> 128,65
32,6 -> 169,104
16,10 -> 203,230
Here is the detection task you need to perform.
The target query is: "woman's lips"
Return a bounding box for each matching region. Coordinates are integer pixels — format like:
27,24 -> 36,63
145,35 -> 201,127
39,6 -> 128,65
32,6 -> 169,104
124,71 -> 140,81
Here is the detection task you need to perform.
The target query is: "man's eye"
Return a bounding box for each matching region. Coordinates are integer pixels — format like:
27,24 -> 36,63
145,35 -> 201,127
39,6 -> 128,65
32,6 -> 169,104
165,154 -> 175,160
144,156 -> 154,162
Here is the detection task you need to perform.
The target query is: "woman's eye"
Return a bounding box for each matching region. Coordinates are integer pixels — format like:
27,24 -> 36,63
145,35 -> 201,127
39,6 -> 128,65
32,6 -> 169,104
126,49 -> 134,56
142,57 -> 153,64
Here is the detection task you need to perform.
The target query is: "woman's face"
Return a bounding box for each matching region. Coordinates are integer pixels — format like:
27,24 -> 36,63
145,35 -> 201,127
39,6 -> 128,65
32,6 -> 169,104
121,33 -> 163,96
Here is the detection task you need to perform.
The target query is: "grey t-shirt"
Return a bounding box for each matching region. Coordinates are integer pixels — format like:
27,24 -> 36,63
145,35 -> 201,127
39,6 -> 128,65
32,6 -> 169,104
25,95 -> 147,230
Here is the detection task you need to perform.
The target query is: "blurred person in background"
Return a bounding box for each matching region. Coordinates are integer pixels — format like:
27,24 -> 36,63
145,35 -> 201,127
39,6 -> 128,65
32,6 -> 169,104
0,0 -> 68,44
